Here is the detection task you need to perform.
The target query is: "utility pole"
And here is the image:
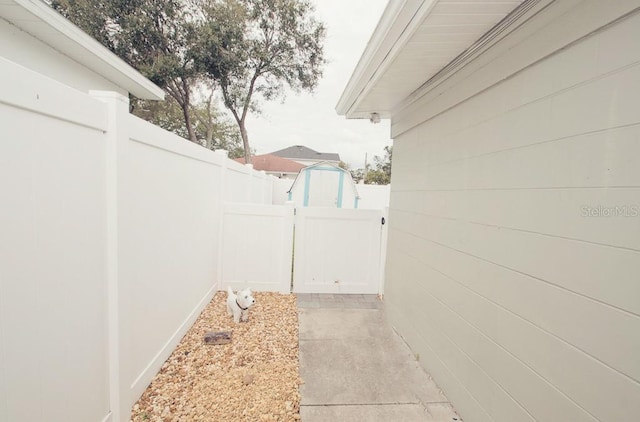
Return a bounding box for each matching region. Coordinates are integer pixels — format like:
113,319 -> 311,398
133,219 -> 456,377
363,152 -> 368,184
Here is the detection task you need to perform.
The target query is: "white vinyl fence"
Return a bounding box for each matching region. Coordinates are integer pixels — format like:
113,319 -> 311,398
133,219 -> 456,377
220,204 -> 388,296
219,203 -> 295,294
292,207 -> 386,294
0,57 -> 277,422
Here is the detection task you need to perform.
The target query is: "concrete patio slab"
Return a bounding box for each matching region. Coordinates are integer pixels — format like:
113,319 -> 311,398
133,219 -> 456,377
298,302 -> 460,422
302,403 -> 459,422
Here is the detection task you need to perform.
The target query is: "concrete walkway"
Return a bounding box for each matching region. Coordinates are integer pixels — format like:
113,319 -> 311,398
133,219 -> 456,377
297,294 -> 461,422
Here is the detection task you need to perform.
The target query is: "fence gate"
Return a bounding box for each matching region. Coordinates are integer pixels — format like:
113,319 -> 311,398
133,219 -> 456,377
220,204 -> 386,294
292,207 -> 385,294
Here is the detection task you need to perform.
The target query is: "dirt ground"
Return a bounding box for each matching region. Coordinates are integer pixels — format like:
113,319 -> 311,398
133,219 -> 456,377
130,291 -> 301,422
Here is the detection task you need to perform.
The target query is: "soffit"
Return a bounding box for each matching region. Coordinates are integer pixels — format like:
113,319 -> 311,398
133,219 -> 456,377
337,0 -> 524,119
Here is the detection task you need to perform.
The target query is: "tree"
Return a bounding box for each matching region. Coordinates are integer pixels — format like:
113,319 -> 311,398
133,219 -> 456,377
48,0 -> 114,48
350,168 -> 365,184
49,0 -> 203,143
350,145 -> 392,185
112,0 -> 203,143
131,96 -> 190,138
190,87 -> 245,157
197,0 -> 326,163
373,145 -> 392,179
364,169 -> 389,185
131,90 -> 244,157
47,0 -> 325,158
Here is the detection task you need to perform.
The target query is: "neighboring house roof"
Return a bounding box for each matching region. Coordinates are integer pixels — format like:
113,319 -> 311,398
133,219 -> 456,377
336,0 -> 526,119
0,0 -> 164,100
271,145 -> 341,162
235,154 -> 305,173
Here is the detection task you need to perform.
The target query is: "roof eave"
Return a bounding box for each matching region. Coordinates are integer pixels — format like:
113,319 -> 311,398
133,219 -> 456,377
336,0 -> 533,120
8,0 -> 164,100
335,0 -> 435,118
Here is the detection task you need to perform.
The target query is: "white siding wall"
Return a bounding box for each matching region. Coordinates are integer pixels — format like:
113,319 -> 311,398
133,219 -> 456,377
385,3 -> 640,422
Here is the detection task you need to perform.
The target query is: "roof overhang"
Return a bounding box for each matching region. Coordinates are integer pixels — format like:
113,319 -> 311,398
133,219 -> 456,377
336,0 -> 530,120
0,0 -> 164,100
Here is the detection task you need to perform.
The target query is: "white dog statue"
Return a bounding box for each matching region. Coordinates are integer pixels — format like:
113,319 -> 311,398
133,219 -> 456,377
226,286 -> 256,323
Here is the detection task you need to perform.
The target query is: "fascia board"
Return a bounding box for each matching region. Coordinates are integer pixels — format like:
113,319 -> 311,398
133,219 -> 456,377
335,0 -> 438,118
9,0 -> 164,100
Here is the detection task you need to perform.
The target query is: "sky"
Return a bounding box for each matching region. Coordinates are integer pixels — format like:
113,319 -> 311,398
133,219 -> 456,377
244,0 -> 391,169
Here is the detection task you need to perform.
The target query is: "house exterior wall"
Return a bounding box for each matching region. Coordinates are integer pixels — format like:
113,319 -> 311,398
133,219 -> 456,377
385,2 -> 640,422
0,17 -> 127,96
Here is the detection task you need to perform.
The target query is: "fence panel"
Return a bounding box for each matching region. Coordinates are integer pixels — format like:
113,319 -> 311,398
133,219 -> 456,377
0,59 -> 111,422
293,208 -> 383,294
117,115 -> 227,418
219,203 -> 294,294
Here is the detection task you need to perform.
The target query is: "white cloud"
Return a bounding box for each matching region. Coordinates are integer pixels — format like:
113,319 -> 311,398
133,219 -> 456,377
245,0 -> 390,169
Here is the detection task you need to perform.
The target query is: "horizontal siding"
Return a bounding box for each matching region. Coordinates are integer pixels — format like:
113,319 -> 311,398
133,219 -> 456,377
385,2 -> 640,422
391,187 -> 640,251
389,226 -> 640,421
416,125 -> 640,190
392,64 -> 640,190
390,210 -> 640,378
389,201 -> 640,316
388,249 -> 600,422
385,299 -> 495,422
385,254 -> 537,422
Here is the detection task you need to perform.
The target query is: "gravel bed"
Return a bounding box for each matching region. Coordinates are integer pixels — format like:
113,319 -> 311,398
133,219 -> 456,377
130,291 -> 300,421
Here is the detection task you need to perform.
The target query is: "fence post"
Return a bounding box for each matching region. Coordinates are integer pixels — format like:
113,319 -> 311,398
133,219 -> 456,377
244,164 -> 253,204
215,150 -> 229,292
244,164 -> 254,203
379,206 -> 389,295
90,90 -> 129,422
215,150 -> 229,202
282,201 -> 296,293
259,171 -> 268,204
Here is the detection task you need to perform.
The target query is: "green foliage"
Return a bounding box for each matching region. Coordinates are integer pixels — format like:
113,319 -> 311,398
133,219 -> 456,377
50,0 -> 197,88
131,97 -> 188,137
350,168 -> 365,184
350,145 -> 393,185
49,0 -> 207,143
46,0 -> 326,160
372,145 -> 392,180
364,169 -> 390,185
48,0 -> 114,48
131,92 -> 243,156
197,0 -> 326,162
